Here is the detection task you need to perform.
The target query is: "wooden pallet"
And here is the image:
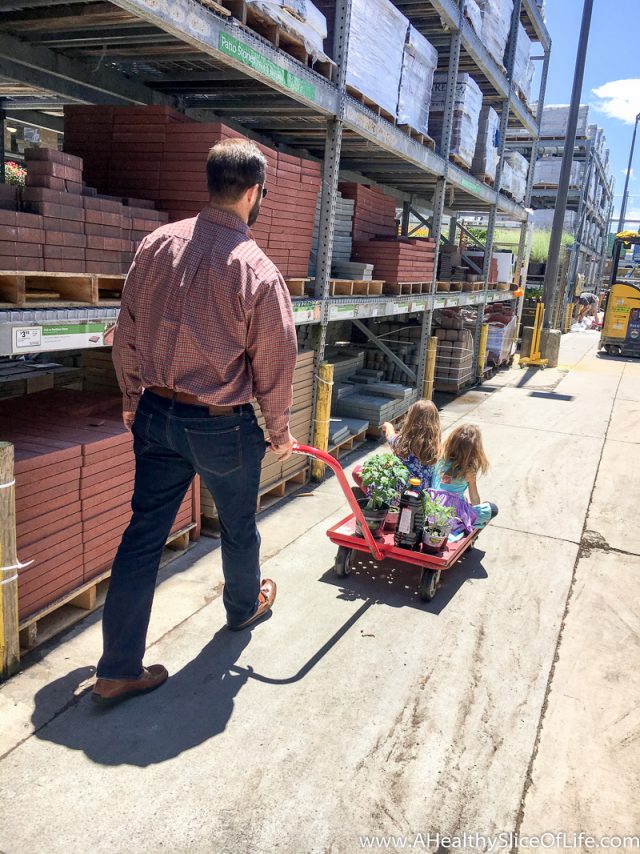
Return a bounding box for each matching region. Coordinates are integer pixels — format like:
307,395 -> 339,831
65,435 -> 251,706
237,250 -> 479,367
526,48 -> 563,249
328,426 -> 368,460
17,523 -> 198,654
397,123 -> 436,150
0,271 -> 125,307
220,0 -> 334,80
346,85 -> 396,124
478,174 -> 495,188
285,277 -> 310,297
449,153 -> 472,172
382,281 -> 432,296
326,279 -> 385,297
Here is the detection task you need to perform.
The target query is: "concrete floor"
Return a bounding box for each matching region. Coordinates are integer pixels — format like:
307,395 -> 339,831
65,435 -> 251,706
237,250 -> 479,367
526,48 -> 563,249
1,331 -> 639,853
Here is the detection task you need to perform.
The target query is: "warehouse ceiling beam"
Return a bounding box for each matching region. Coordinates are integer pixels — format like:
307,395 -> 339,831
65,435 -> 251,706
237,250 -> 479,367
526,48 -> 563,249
0,99 -> 66,111
0,32 -> 172,106
3,109 -> 63,133
149,70 -> 249,83
352,320 -> 417,384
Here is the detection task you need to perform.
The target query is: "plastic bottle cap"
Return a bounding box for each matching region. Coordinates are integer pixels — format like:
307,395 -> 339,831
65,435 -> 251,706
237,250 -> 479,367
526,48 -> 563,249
409,477 -> 421,487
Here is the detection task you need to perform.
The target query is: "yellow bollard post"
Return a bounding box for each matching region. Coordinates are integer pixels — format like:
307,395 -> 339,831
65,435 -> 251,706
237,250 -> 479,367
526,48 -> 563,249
563,302 -> 573,333
422,336 -> 438,400
0,442 -> 20,681
477,322 -> 489,380
311,362 -> 334,481
520,302 -> 549,368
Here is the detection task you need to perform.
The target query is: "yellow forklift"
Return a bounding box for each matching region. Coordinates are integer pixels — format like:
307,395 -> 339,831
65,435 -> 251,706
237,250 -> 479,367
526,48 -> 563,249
600,231 -> 640,357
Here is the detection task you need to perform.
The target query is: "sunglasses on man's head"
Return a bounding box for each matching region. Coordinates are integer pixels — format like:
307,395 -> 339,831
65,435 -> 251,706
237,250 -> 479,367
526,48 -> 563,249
261,186 -> 268,198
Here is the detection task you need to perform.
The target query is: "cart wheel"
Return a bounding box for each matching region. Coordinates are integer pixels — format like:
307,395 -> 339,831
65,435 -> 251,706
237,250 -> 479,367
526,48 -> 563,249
419,569 -> 441,602
334,546 -> 354,578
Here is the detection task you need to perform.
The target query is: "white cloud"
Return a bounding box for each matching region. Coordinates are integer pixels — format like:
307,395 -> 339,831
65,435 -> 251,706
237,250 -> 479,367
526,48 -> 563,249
592,79 -> 640,123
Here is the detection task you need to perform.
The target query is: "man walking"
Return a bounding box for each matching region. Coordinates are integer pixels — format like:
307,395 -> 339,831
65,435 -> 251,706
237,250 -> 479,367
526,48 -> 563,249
92,138 -> 298,706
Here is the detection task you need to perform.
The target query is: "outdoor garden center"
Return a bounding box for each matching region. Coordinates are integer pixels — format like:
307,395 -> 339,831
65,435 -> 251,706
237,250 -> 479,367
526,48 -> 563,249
0,0 -> 638,851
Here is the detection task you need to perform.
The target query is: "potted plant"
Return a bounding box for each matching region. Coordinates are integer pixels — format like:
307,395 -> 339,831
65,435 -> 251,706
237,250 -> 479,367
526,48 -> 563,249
357,453 -> 410,538
422,493 -> 457,551
384,506 -> 400,532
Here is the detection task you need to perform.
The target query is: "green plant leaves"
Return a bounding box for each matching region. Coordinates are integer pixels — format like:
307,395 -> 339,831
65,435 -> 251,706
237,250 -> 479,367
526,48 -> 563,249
360,452 -> 410,507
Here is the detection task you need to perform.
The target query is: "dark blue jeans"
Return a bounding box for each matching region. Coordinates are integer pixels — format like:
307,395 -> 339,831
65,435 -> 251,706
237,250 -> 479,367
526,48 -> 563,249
97,391 -> 267,680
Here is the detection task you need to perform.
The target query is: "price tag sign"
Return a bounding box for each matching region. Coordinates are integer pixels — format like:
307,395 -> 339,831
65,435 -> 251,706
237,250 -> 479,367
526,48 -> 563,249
292,301 -> 321,324
393,301 -> 411,315
13,327 -> 42,350
328,303 -> 357,321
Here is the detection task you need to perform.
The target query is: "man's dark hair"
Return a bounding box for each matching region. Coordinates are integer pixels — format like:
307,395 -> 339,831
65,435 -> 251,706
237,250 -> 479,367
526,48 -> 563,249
207,138 -> 266,204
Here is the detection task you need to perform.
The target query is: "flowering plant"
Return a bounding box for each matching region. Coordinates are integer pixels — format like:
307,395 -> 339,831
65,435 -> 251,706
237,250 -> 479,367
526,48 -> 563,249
5,161 -> 26,187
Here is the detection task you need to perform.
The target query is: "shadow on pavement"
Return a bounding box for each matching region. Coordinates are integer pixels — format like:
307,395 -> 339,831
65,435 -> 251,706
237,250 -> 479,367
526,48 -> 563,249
321,545 -> 488,615
32,626 -> 253,767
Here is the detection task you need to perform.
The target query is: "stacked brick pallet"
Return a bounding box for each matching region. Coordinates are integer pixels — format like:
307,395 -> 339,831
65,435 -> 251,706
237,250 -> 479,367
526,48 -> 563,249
352,237 -> 436,288
338,183 -> 397,241
335,183 -> 435,290
2,390 -> 195,621
200,349 -> 314,526
0,147 -> 167,276
64,107 -> 322,279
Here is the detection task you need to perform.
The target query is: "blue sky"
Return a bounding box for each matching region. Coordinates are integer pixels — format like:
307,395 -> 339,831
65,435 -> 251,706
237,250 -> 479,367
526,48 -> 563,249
542,0 -> 640,228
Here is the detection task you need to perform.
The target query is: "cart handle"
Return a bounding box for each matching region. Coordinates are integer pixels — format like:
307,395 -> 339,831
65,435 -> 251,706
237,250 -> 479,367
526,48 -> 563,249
292,443 -> 385,561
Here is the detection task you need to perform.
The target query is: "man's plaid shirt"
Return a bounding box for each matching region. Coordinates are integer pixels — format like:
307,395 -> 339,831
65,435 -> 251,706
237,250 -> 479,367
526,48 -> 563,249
113,206 -> 297,444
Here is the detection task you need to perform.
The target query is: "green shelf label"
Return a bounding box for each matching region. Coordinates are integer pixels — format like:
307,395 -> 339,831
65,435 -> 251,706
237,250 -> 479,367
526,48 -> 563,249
219,33 -> 316,102
43,323 -> 105,336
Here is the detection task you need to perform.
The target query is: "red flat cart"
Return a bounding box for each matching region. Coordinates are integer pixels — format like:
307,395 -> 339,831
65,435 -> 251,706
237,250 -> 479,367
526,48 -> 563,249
293,444 -> 480,602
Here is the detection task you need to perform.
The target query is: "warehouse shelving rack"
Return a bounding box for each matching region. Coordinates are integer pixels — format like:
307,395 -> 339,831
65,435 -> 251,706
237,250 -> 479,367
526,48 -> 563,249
0,0 -> 550,379
0,0 -> 553,673
509,134 -> 614,299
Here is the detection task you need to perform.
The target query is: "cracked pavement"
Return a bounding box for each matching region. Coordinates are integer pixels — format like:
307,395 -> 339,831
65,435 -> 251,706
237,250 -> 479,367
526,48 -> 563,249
0,331 -> 638,853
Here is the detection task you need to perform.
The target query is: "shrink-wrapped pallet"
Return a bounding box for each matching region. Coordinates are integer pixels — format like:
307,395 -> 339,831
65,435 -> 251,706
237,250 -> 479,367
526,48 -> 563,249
540,104 -> 590,138
513,23 -> 534,105
499,160 -> 514,197
430,73 -> 483,168
472,106 -> 500,181
463,0 -> 483,37
397,26 -> 438,135
504,151 -> 529,203
534,158 -> 584,189
345,0 -> 409,116
477,0 -> 514,67
245,0 -> 330,62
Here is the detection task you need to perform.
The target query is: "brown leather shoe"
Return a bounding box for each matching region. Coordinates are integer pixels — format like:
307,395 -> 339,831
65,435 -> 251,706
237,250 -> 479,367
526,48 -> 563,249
91,664 -> 168,707
227,579 -> 277,631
